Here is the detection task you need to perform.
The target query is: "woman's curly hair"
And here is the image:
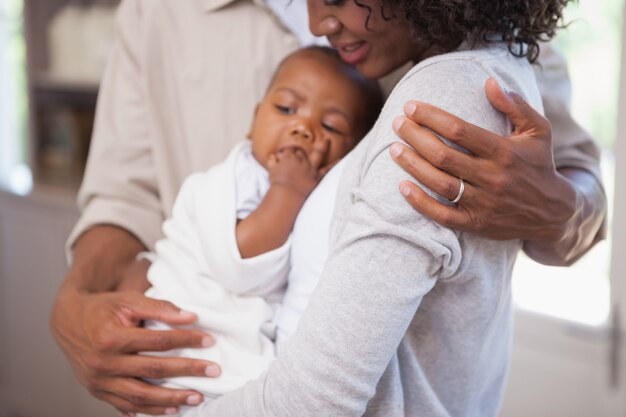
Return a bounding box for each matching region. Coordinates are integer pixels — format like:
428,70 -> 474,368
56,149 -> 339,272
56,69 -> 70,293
380,0 -> 572,62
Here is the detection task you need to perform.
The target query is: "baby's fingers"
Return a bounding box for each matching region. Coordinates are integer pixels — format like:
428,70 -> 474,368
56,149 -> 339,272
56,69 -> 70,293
267,154 -> 278,168
309,138 -> 331,170
293,147 -> 310,164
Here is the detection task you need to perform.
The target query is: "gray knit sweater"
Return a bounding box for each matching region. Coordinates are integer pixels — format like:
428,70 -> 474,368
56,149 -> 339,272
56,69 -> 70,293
196,43 -> 543,417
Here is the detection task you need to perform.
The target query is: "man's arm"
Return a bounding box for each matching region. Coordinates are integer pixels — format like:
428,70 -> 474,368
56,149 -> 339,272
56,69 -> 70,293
522,167 -> 606,265
526,42 -> 607,264
390,77 -> 606,266
51,226 -> 218,415
49,1 -> 219,415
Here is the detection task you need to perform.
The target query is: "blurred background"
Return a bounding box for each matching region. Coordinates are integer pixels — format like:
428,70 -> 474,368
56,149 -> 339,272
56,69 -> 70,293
1,0 -> 626,416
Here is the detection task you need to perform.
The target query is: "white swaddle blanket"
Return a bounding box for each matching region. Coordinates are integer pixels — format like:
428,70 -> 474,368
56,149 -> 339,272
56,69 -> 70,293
145,141 -> 290,397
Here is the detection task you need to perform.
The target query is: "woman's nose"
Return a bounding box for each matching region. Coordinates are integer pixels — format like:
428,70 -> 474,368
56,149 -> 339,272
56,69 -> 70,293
307,3 -> 341,37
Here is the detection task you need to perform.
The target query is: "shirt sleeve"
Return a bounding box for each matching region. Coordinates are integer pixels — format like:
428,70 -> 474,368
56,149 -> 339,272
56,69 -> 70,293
534,43 -> 603,180
192,59 -> 509,416
66,0 -> 163,259
527,43 -> 608,264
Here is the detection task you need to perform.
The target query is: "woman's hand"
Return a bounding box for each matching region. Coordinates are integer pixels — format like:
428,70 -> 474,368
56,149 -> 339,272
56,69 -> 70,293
389,78 -> 605,263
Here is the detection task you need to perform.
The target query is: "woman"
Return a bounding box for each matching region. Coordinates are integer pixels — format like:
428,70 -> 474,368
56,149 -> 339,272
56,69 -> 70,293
46,0 -> 607,415
179,1 -> 574,416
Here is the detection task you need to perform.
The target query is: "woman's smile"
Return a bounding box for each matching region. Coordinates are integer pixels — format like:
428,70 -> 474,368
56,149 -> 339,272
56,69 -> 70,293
307,0 -> 420,80
332,40 -> 370,65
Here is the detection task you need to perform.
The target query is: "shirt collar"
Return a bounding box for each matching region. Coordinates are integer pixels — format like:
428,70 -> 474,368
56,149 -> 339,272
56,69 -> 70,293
265,0 -> 326,46
201,0 -> 242,12
201,0 -> 326,47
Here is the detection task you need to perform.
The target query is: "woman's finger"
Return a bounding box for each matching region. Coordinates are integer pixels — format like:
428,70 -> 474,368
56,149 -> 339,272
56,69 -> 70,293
400,100 -> 503,158
484,77 -> 551,137
390,142 -> 472,202
398,180 -> 474,232
391,117 -> 492,184
108,354 -> 221,379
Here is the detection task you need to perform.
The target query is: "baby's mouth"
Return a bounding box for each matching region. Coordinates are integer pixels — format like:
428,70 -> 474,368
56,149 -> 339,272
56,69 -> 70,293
276,143 -> 308,156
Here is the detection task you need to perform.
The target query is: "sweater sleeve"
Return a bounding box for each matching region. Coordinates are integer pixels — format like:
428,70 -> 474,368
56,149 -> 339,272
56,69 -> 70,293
193,57 -> 517,416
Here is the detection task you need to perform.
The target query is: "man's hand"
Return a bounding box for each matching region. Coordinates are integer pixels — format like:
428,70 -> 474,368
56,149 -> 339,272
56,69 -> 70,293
389,77 -> 578,242
51,288 -> 219,415
50,226 -> 221,415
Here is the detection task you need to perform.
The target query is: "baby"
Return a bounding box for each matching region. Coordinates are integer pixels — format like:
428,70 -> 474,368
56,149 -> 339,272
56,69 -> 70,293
143,46 -> 383,411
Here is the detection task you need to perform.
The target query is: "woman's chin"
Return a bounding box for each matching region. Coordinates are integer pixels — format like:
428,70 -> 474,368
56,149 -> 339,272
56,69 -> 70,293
356,62 -> 398,81
357,57 -> 417,81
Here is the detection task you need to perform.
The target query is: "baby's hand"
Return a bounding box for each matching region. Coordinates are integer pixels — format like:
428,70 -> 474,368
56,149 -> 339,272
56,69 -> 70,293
267,141 -> 334,199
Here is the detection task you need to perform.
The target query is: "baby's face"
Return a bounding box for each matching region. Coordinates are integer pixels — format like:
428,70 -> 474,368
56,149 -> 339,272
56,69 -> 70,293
249,52 -> 365,169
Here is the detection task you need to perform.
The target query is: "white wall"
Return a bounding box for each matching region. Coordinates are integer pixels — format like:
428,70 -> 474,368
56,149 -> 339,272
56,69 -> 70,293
0,188 -> 113,417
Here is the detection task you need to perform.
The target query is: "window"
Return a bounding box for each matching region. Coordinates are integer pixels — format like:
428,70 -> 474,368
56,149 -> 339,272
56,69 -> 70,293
0,0 -> 29,194
512,0 -> 623,326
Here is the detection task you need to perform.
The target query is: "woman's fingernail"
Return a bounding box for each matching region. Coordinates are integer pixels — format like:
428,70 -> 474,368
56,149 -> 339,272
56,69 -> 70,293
165,407 -> 179,415
205,364 -> 221,377
400,183 -> 411,197
499,84 -> 525,105
201,336 -> 213,347
508,90 -> 525,104
392,116 -> 404,132
187,394 -> 203,405
403,101 -> 417,115
390,143 -> 403,158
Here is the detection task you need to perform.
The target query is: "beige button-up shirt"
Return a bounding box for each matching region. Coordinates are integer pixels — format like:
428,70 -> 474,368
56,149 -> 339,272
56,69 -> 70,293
69,0 -> 299,250
69,0 -> 602,256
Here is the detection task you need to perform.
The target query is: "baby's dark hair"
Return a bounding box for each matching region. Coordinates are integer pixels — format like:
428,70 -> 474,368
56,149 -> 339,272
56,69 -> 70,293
272,46 -> 384,141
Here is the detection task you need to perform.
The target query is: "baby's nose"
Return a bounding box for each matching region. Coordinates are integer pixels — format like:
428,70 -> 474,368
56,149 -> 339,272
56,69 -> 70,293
291,125 -> 313,141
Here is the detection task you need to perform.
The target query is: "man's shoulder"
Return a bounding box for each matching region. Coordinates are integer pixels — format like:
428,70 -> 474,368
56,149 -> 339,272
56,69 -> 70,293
132,0 -> 202,13
120,0 -> 207,25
